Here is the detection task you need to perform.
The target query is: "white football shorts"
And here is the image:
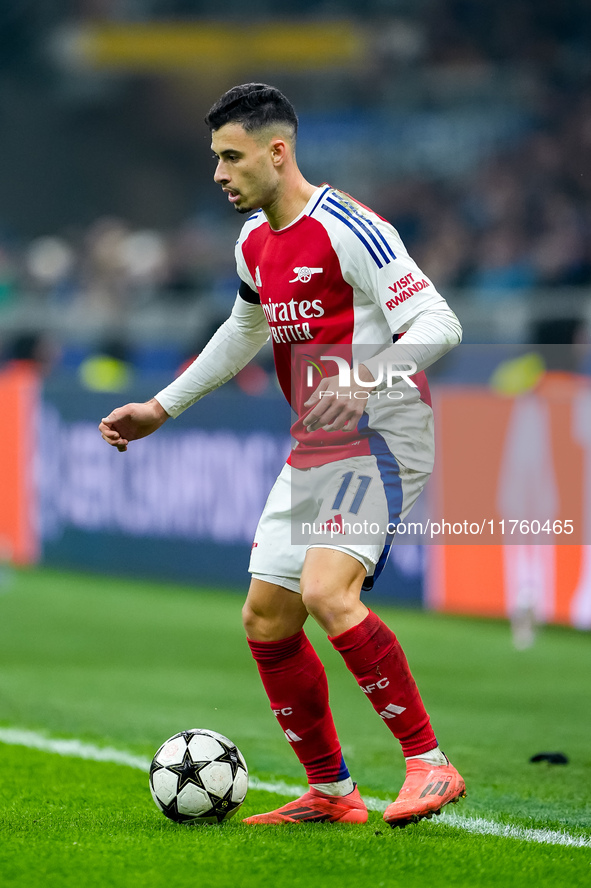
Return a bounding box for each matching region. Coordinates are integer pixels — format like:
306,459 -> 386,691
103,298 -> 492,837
249,454 -> 429,594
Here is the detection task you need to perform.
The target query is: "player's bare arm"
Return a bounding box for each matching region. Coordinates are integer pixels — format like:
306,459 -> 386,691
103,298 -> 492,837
99,398 -> 169,452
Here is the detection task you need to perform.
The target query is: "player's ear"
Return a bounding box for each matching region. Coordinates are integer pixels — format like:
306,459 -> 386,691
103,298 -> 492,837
270,138 -> 288,166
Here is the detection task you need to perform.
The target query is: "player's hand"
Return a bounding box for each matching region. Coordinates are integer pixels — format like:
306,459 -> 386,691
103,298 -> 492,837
98,398 -> 169,452
303,365 -> 376,433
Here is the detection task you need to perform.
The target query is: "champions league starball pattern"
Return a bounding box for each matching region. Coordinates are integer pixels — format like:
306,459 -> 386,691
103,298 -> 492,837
149,729 -> 248,823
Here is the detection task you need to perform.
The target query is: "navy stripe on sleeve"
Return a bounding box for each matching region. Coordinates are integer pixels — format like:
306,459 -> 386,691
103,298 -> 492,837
325,196 -> 393,266
323,205 -> 384,268
363,215 -> 397,261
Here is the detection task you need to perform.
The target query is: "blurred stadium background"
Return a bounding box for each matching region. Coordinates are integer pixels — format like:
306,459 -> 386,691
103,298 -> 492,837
1,0 -> 590,632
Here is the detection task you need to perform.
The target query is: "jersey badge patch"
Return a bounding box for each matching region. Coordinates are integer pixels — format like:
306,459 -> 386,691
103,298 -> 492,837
289,266 -> 323,283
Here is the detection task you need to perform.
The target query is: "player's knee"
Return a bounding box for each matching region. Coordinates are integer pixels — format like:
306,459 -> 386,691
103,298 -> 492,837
242,600 -> 265,637
300,576 -> 341,621
301,574 -> 367,635
242,598 -> 282,640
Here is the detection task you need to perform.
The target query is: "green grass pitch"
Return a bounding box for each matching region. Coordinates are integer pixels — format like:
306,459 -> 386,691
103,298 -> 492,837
0,567 -> 590,887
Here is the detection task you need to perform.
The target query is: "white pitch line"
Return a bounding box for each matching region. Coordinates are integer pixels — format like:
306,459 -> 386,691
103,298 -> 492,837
0,727 -> 589,850
434,811 -> 591,849
0,727 -> 151,771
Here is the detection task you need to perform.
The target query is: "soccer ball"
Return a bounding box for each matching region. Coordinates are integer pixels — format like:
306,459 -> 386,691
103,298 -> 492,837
149,729 -> 248,824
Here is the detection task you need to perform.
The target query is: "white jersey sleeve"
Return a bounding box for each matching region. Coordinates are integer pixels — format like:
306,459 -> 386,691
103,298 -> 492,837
363,305 -> 462,384
314,189 -> 461,378
317,190 -> 448,335
154,293 -> 269,418
235,212 -> 265,295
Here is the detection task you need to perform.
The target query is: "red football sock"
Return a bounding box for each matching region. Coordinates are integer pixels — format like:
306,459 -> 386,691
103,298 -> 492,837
329,610 -> 437,756
247,630 -> 349,785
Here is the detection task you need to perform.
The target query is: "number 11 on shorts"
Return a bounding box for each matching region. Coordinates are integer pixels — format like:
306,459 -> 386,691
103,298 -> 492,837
331,472 -> 372,515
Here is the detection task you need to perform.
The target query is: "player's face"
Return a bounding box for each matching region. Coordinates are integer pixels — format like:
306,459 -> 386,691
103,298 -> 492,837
211,123 -> 281,215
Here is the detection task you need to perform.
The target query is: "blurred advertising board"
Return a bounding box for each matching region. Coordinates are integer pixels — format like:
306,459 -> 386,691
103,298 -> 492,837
425,367 -> 591,630
0,363 -> 39,565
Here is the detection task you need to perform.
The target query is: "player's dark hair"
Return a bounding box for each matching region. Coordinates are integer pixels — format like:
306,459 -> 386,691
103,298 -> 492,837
205,83 -> 298,139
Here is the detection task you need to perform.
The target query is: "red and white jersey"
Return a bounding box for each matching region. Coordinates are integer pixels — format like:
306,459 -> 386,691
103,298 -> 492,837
236,185 -> 448,472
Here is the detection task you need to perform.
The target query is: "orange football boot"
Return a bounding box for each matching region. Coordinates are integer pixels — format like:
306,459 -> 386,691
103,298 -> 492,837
243,785 -> 368,824
383,758 -> 466,828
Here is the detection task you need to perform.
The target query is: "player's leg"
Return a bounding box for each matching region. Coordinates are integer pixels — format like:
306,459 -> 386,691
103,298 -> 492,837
299,456 -> 465,828
242,577 -> 367,824
301,546 -> 465,827
242,463 -> 367,823
301,545 -> 435,746
303,546 -> 437,749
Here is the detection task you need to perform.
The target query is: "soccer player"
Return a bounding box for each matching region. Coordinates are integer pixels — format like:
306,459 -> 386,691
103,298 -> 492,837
99,84 -> 466,826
